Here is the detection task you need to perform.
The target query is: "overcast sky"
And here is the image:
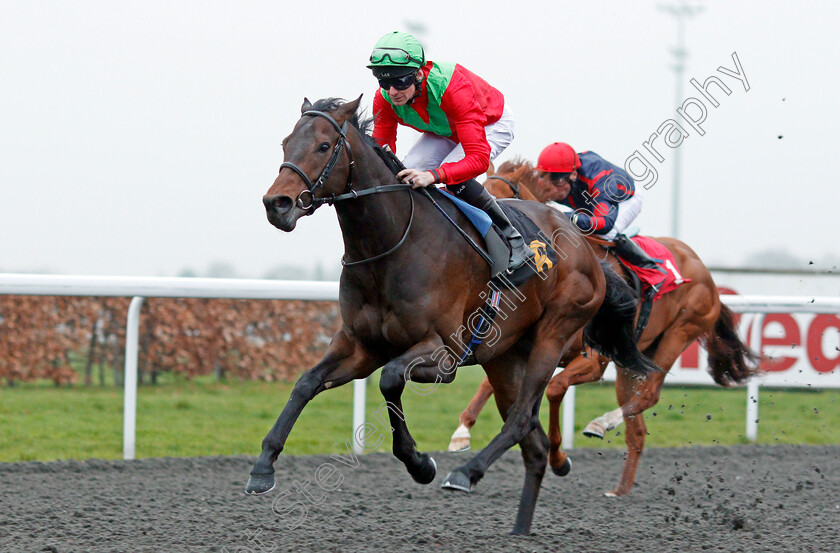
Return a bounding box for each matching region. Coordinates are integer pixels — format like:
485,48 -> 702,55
2,1 -> 838,278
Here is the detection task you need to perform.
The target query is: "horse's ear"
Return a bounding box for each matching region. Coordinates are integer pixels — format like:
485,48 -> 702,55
335,94 -> 363,123
301,97 -> 312,113
486,161 -> 496,176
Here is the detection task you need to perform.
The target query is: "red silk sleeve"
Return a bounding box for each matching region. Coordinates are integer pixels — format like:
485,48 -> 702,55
436,75 -> 492,184
371,91 -> 399,153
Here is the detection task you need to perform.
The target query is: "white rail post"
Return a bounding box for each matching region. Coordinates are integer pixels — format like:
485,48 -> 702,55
746,379 -> 760,442
745,313 -> 764,442
123,296 -> 145,460
562,385 -> 576,449
352,377 -> 367,455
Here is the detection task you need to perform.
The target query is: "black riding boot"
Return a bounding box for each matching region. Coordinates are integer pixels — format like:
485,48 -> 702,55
612,234 -> 667,273
447,179 -> 533,273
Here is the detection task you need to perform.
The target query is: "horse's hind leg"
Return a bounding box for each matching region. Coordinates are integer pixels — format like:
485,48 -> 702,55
513,408 -> 550,535
378,336 -> 456,484
448,377 -> 494,452
246,329 -> 378,494
546,352 -> 609,475
445,354 -> 549,535
609,331 -> 691,497
443,330 -> 570,535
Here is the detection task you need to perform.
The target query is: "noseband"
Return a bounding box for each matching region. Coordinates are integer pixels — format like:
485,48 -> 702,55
279,110 -> 355,210
485,175 -> 520,199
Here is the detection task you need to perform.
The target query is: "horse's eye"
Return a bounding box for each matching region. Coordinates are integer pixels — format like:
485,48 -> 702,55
318,142 -> 330,153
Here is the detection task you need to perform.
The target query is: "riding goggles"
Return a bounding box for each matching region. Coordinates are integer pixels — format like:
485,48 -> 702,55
378,72 -> 416,91
369,47 -> 424,66
541,171 -> 572,183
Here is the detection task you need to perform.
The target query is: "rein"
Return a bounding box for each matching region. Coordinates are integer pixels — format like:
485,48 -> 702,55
280,109 -> 417,266
585,235 -> 616,248
485,175 -> 520,198
279,109 -> 489,268
339,185 -> 416,267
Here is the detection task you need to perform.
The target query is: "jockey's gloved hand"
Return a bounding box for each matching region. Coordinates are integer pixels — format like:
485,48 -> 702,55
569,212 -> 587,227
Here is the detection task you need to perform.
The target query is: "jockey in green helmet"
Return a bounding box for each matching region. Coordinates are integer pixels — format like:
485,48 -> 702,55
367,31 -> 532,274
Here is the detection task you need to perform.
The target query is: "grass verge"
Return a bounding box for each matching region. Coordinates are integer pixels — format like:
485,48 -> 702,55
1,366 -> 838,462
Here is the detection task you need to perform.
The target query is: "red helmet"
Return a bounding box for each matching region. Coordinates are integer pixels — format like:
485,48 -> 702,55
536,142 -> 580,173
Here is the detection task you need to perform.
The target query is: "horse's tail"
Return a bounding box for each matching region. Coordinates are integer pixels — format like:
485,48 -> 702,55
703,302 -> 761,386
583,261 -> 660,375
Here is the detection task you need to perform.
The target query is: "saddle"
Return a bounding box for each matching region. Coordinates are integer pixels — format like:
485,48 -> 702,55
430,188 -> 557,289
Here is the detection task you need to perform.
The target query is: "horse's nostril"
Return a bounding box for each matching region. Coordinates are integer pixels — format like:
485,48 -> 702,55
263,195 -> 293,213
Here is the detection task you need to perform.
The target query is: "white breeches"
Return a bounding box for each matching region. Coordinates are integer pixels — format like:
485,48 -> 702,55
601,195 -> 643,240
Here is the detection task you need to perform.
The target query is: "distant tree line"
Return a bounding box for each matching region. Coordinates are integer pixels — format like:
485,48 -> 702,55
0,296 -> 340,386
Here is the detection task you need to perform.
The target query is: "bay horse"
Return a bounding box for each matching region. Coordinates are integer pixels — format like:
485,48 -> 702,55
252,96 -> 659,534
448,160 -> 758,496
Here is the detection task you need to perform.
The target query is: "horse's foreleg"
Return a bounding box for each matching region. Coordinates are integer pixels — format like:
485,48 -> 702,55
448,377 -> 494,452
546,352 -> 609,475
246,330 -> 377,495
378,337 -> 452,485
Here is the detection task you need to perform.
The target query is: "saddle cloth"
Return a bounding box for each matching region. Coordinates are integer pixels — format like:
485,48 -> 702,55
623,236 -> 690,300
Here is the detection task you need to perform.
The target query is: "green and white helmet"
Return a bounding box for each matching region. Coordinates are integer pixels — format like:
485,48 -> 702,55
367,31 -> 425,78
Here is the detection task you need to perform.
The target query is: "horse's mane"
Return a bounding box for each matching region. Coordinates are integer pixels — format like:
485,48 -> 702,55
496,157 -> 531,173
496,157 -> 539,187
311,97 -> 403,176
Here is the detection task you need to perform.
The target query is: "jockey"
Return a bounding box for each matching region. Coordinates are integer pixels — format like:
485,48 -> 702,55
536,142 -> 663,272
367,31 -> 532,273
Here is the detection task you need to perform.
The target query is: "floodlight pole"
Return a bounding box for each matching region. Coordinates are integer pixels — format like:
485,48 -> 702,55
659,1 -> 703,239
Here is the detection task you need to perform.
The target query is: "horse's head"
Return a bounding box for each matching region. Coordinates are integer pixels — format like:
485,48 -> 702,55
263,96 -> 363,231
482,158 -> 543,202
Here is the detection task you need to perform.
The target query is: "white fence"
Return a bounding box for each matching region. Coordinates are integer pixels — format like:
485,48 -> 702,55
1,273 -> 838,459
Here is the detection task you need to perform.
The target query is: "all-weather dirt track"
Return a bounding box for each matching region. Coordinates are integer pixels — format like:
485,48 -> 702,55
1,445 -> 838,553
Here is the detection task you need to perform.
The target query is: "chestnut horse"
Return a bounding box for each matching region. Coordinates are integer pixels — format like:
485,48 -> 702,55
483,158 -> 542,201
449,160 -> 758,496
252,97 -> 659,534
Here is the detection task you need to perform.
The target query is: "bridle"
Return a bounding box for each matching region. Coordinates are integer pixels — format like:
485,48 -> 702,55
277,109 -> 415,266
485,175 -> 520,199
278,110 -> 356,211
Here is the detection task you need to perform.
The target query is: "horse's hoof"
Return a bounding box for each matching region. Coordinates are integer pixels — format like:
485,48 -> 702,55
582,421 -> 605,439
410,454 -> 437,485
551,457 -> 572,477
604,491 -> 619,498
447,438 -> 471,452
245,473 -> 276,495
448,424 -> 472,452
441,470 -> 471,493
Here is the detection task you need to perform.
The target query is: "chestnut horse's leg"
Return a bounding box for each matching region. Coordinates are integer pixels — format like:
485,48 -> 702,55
607,331 -> 689,497
546,351 -> 610,476
246,330 -> 378,494
447,377 -> 494,452
378,336 -> 457,484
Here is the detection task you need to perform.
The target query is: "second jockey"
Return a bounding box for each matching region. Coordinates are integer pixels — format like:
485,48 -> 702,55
367,31 -> 532,273
535,142 -> 663,272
